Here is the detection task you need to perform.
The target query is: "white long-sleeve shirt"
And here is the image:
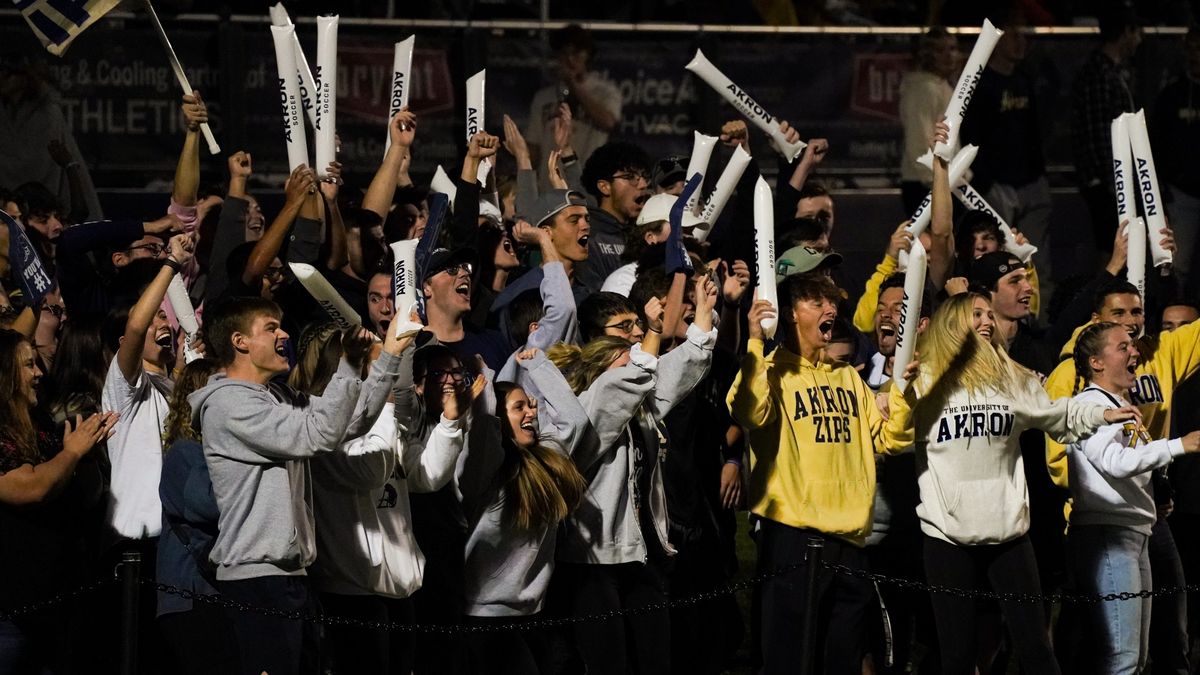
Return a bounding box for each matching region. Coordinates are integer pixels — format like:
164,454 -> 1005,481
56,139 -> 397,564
1067,387 -> 1184,535
310,403 -> 465,598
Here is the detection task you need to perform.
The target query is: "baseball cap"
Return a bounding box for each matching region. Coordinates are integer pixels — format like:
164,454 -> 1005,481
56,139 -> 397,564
651,155 -> 688,189
775,245 -> 843,283
636,193 -> 705,229
529,189 -> 588,228
422,247 -> 476,281
969,251 -> 1025,290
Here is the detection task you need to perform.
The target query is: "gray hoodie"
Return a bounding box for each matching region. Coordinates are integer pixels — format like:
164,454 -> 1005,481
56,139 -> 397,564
559,323 -> 717,565
460,352 -> 590,617
190,352 -> 402,580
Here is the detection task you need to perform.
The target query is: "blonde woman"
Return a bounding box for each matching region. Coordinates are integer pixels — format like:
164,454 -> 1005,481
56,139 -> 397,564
885,293 -> 1139,674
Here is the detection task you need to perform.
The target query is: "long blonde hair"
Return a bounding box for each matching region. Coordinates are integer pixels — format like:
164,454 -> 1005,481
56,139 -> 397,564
915,293 -> 1023,398
288,322 -> 344,396
546,336 -> 633,394
494,382 -> 587,531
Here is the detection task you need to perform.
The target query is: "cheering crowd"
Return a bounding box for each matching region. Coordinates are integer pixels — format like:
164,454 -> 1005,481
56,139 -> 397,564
2,7 -> 1200,675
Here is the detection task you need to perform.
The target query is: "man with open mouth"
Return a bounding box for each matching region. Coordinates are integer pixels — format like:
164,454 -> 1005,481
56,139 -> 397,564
419,247 -> 510,372
577,141 -> 652,295
727,272 -> 889,674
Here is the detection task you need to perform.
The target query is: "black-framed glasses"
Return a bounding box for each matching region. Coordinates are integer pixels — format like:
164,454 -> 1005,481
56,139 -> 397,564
41,304 -> 65,320
128,242 -> 166,256
265,266 -> 287,281
611,171 -> 649,184
427,367 -> 475,383
604,318 -> 646,334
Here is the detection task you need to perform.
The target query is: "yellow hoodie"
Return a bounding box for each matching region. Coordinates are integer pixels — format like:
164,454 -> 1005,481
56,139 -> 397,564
1044,318 -> 1200,492
727,338 -> 895,546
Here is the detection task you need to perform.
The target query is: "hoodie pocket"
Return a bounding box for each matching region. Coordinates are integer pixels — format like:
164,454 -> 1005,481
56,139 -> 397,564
944,477 -> 1025,544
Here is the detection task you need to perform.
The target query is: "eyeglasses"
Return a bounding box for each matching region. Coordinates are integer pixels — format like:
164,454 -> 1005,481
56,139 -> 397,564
265,266 -> 286,281
128,242 -> 167,257
611,172 -> 649,184
41,304 -> 65,320
604,318 -> 646,334
427,368 -> 474,382
436,263 -> 474,277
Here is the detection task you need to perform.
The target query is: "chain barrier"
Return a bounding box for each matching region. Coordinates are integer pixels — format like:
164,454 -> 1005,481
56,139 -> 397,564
6,556 -> 1199,630
0,577 -> 117,621
822,561 -> 1200,605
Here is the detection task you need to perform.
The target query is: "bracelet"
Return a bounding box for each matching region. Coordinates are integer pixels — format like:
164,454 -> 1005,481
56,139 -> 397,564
163,258 -> 182,274
65,161 -> 80,170
648,327 -> 663,334
561,153 -> 578,166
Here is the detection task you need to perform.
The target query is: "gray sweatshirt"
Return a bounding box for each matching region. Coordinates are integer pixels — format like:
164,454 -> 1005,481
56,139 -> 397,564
559,324 -> 717,565
460,352 -> 590,617
497,260 -> 580,438
190,351 -> 401,580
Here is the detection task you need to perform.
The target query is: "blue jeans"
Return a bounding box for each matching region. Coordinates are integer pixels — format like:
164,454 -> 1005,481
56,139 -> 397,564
1070,525 -> 1152,674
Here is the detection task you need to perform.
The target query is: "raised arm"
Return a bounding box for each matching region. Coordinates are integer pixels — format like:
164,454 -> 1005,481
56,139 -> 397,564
573,345 -> 657,472
726,301 -> 779,430
116,234 -> 194,383
363,109 -> 416,221
206,153 -> 252,300
172,91 -> 207,208
648,275 -> 717,419
928,120 -> 955,289
242,164 -> 314,286
852,228 -> 909,333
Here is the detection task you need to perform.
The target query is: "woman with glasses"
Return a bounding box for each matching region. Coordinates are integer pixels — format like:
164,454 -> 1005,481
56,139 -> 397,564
403,343 -> 487,675
547,273 -> 717,675
0,328 -> 118,673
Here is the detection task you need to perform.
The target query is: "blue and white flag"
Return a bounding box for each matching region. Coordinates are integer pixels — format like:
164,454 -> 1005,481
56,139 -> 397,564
13,0 -> 122,56
0,210 -> 54,309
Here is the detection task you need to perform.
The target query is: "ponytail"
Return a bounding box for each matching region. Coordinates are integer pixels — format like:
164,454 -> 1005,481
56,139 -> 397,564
1072,322 -> 1119,394
547,336 -> 632,394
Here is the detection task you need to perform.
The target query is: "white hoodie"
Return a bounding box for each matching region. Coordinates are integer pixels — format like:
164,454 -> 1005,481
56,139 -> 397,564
310,402 -> 465,598
1067,386 -> 1185,535
888,371 -> 1109,546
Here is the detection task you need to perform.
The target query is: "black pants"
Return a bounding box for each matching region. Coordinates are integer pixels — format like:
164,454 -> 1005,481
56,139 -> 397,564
558,560 -> 671,675
756,520 -> 874,675
923,534 -> 1060,675
1148,518 -> 1190,675
217,576 -> 321,675
464,614 -> 546,675
319,592 -> 415,675
867,535 -> 941,674
158,601 -> 239,675
1169,512 -> 1200,661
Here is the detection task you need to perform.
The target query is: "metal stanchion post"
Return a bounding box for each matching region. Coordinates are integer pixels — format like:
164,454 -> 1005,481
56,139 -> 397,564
119,551 -> 141,675
799,538 -> 824,675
